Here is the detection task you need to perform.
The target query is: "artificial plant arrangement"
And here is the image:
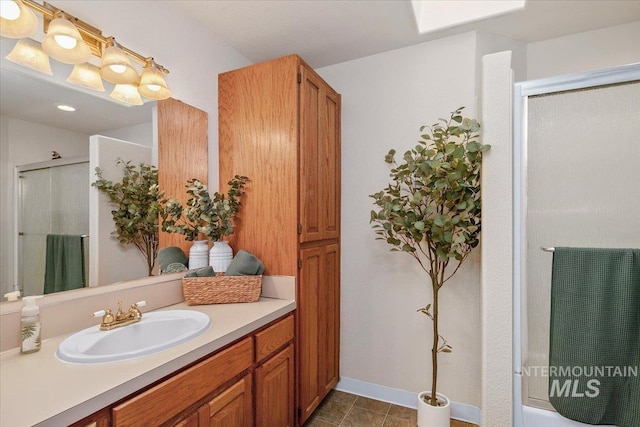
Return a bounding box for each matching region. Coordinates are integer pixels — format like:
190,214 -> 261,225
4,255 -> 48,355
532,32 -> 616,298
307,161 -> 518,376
162,175 -> 249,242
369,107 -> 490,408
93,159 -> 165,276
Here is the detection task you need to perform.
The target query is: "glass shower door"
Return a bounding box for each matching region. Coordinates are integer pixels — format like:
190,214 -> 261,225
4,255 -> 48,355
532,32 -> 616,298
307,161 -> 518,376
524,81 -> 640,405
18,161 -> 89,296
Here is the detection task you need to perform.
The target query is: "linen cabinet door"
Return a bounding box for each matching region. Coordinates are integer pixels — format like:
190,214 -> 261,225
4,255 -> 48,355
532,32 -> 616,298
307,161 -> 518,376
297,246 -> 322,423
318,243 -> 340,396
299,65 -> 341,244
319,87 -> 341,242
299,67 -> 323,243
297,244 -> 340,425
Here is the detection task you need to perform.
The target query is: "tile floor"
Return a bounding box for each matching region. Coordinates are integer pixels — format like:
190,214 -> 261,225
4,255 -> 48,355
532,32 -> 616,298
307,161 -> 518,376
303,390 -> 478,427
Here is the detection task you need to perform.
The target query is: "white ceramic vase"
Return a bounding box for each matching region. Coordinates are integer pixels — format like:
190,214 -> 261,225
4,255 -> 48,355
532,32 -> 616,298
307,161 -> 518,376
209,240 -> 233,273
417,391 -> 450,427
188,240 -> 209,269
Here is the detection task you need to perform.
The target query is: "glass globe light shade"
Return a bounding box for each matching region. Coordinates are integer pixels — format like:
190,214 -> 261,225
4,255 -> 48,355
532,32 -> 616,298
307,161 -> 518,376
110,83 -> 143,106
5,37 -> 52,75
100,44 -> 138,85
138,63 -> 171,100
0,0 -> 38,38
41,16 -> 91,64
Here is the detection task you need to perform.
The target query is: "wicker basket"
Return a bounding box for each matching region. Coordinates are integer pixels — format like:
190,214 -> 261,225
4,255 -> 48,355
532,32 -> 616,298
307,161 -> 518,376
182,273 -> 262,305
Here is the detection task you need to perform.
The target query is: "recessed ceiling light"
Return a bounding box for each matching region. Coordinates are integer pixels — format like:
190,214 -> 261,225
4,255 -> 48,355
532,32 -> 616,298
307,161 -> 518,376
57,104 -> 76,112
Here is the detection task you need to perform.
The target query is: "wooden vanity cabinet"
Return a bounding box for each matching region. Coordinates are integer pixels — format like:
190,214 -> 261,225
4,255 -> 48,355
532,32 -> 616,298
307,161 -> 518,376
88,314 -> 295,427
219,54 -> 341,426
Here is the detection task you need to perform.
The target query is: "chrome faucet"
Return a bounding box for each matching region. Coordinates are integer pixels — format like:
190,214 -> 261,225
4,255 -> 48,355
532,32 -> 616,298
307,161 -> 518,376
92,301 -> 146,331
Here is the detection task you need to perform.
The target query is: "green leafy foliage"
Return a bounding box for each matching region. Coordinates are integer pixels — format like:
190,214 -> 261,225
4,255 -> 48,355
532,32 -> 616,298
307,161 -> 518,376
369,107 -> 490,405
91,159 -> 164,276
93,159 -> 164,276
162,175 -> 248,242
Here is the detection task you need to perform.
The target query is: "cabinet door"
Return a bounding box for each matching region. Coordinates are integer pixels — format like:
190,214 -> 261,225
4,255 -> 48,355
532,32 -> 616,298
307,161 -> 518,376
112,338 -> 253,427
297,244 -> 340,425
318,243 -> 340,396
297,246 -> 321,422
299,65 -> 341,243
255,344 -> 295,427
171,408 -> 202,427
204,374 -> 252,427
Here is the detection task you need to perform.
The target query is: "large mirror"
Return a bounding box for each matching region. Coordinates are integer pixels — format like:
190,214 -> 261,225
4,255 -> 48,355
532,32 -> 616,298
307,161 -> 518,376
2,36 -> 162,301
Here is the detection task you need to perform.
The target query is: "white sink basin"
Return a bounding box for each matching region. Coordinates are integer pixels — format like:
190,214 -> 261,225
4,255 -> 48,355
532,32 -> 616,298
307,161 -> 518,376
56,310 -> 211,364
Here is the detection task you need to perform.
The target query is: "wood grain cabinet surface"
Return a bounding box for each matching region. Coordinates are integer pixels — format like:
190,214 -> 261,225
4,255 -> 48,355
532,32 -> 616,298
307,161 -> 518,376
255,344 -> 294,427
219,54 -> 341,426
112,337 -> 253,427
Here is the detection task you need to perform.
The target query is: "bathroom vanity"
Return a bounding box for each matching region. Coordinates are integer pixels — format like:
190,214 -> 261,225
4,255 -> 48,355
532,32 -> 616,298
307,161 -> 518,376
0,291 -> 295,427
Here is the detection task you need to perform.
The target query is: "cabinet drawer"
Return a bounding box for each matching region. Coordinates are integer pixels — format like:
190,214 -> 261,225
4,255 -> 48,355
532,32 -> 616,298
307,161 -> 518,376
254,315 -> 294,363
112,337 -> 253,427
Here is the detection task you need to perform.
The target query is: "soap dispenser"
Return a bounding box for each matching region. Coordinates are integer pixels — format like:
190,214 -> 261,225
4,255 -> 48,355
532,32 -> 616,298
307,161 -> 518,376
21,296 -> 42,354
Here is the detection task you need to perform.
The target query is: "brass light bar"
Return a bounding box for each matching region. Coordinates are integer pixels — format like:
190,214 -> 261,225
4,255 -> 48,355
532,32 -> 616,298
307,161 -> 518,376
21,0 -> 169,74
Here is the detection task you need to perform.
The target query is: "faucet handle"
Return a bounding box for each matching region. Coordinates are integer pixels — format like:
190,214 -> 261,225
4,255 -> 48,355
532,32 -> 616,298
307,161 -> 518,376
134,300 -> 146,308
92,309 -> 115,326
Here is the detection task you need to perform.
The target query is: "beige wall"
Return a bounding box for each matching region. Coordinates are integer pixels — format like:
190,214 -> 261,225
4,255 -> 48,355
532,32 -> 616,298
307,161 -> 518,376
527,20 -> 640,80
318,32 -> 483,408
480,50 -> 514,427
0,117 -> 90,298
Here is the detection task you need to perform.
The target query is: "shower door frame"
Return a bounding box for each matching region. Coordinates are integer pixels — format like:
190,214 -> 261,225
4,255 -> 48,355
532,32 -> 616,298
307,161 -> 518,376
14,155 -> 90,294
512,63 -> 640,411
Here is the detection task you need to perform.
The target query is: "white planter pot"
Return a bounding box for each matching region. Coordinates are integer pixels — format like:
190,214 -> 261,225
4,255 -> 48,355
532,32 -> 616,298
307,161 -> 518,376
209,241 -> 233,273
417,391 -> 450,427
188,240 -> 209,269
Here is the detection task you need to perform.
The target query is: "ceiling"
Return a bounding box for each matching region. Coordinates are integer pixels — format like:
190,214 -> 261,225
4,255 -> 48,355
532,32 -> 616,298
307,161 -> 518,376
2,0 -> 638,135
169,0 -> 640,68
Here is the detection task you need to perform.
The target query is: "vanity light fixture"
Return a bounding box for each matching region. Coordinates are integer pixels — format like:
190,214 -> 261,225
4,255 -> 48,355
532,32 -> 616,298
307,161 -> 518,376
0,0 -> 38,38
1,0 -> 171,105
138,58 -> 171,100
66,62 -> 104,92
110,83 -> 143,106
41,11 -> 91,64
5,37 -> 52,74
100,37 -> 138,85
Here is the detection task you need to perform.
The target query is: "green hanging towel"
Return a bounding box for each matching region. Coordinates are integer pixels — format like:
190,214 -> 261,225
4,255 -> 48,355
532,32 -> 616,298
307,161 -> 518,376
549,247 -> 640,427
44,234 -> 85,294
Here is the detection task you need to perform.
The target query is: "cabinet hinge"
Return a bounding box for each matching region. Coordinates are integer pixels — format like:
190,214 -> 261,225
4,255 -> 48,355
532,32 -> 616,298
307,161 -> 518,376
297,224 -> 302,234
297,72 -> 301,84
298,259 -> 302,269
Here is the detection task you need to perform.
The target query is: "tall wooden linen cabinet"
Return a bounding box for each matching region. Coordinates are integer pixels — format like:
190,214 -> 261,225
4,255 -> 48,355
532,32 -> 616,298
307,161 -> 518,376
219,54 -> 341,426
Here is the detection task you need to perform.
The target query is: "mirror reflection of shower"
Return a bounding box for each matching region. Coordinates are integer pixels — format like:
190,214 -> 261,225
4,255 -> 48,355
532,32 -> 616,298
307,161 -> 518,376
17,156 -> 89,297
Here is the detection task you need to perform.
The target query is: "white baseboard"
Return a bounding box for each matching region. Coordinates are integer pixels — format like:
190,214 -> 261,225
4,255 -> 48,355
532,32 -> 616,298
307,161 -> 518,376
335,377 -> 482,425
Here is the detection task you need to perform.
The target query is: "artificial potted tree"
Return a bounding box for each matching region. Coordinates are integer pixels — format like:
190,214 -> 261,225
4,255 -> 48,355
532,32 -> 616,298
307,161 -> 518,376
369,107 -> 489,427
93,159 -> 164,276
162,175 -> 248,272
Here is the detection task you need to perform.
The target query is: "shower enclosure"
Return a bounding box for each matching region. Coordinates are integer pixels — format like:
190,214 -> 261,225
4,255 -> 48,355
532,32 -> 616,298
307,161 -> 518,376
17,156 -> 89,296
514,64 -> 640,426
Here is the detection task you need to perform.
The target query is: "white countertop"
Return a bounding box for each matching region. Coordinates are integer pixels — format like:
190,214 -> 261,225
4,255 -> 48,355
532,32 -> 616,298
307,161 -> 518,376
0,297 -> 295,427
